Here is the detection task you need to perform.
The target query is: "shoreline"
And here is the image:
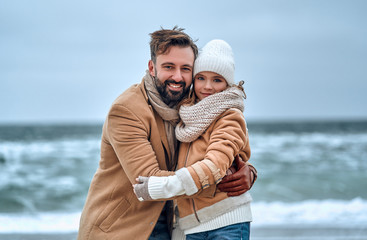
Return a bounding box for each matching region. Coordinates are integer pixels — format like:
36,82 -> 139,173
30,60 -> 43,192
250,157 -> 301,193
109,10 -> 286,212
251,225 -> 367,240
1,226 -> 366,240
0,232 -> 77,240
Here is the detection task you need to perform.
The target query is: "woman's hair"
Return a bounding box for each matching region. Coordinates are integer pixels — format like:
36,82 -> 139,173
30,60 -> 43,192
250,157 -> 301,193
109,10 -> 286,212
177,87 -> 196,108
177,80 -> 247,109
235,80 -> 247,99
149,26 -> 198,64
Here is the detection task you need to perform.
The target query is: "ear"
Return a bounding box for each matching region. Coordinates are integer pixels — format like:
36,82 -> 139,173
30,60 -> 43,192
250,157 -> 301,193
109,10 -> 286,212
148,60 -> 155,76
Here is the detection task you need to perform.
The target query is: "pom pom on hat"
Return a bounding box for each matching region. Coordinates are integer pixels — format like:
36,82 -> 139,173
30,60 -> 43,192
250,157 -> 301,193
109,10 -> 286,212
194,39 -> 235,85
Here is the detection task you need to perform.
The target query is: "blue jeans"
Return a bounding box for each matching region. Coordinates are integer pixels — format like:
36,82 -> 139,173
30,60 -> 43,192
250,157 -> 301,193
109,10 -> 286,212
186,222 -> 250,240
148,213 -> 170,240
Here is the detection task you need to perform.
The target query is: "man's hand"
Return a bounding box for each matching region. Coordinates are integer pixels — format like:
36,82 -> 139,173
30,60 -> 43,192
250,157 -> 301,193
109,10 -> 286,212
133,176 -> 152,201
217,155 -> 257,197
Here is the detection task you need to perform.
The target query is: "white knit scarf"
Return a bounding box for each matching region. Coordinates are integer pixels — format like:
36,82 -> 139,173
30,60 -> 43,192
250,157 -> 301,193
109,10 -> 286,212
175,87 -> 245,143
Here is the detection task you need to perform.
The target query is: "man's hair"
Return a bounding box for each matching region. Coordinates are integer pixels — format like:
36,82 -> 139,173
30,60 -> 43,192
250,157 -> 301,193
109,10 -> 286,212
149,26 -> 198,63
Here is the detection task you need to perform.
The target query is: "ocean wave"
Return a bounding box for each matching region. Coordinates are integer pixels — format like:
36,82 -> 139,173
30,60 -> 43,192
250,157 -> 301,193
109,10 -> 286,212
0,138 -> 100,161
0,198 -> 366,233
250,132 -> 367,173
0,139 -> 100,213
251,132 -> 367,161
252,198 -> 367,227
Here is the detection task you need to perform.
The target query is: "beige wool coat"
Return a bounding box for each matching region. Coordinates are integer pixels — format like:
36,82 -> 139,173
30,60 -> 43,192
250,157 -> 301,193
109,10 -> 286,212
78,80 -> 182,240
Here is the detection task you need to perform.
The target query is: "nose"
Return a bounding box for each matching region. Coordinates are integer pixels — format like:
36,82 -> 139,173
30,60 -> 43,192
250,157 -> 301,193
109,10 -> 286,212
204,80 -> 213,90
171,69 -> 183,82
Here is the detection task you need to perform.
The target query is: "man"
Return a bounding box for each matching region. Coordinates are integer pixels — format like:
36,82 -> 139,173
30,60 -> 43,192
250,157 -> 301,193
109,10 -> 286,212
77,26 -> 257,240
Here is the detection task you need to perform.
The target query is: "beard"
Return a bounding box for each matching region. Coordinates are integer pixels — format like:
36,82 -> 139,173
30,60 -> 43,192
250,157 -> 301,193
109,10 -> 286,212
154,75 -> 190,106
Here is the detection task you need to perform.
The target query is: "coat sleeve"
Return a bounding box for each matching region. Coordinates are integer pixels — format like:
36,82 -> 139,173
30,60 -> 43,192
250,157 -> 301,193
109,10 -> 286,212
105,103 -> 174,184
186,109 -> 250,188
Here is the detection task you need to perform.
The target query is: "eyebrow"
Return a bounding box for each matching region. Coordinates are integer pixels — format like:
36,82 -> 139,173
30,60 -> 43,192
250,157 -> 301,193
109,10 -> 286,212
214,75 -> 225,78
196,73 -> 225,79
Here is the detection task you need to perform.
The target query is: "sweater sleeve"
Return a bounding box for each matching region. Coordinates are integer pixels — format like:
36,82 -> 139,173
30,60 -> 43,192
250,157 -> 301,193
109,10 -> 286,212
148,168 -> 199,199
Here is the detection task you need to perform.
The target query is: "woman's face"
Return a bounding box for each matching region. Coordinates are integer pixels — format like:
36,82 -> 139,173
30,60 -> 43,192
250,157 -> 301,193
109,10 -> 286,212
194,71 -> 228,100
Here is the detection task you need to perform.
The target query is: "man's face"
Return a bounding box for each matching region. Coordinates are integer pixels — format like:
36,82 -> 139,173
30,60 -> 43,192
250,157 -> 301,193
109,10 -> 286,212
148,46 -> 194,105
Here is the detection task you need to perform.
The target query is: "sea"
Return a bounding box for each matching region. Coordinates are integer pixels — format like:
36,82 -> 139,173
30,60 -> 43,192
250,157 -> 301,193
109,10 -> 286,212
0,120 -> 366,233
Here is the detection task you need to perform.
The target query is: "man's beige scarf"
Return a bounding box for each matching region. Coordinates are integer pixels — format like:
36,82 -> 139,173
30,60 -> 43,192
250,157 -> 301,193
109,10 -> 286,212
143,71 -> 180,170
175,87 -> 245,143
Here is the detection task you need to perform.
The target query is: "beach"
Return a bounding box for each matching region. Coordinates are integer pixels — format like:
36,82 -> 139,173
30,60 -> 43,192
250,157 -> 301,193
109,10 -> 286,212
0,232 -> 77,240
251,225 -> 367,240
1,226 -> 367,240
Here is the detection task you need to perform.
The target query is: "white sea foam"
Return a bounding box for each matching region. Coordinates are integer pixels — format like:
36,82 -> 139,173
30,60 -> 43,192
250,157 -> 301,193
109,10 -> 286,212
0,212 -> 81,233
0,198 -> 366,233
251,198 -> 367,227
0,138 -> 100,161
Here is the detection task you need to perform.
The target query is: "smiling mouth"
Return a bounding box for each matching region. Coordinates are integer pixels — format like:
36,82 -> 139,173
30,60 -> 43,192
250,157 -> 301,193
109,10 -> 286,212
166,81 -> 184,92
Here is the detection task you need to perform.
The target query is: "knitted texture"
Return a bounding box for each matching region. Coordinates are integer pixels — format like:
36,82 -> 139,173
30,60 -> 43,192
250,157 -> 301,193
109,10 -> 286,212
194,39 -> 235,85
175,87 -> 244,143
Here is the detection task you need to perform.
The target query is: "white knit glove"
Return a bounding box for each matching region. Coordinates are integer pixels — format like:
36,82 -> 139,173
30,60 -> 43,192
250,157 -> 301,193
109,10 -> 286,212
133,175 -> 186,201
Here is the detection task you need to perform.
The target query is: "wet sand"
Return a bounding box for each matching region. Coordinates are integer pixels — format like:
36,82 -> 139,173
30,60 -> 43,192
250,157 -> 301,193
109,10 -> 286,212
1,226 -> 366,240
251,225 -> 367,240
0,232 -> 77,240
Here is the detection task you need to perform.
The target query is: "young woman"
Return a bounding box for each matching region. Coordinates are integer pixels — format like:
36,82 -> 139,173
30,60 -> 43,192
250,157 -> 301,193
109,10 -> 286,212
134,39 -> 254,240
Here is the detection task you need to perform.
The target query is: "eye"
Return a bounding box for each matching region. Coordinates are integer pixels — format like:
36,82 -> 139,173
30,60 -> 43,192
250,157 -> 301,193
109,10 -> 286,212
182,67 -> 192,72
214,78 -> 224,83
164,66 -> 172,70
196,76 -> 205,80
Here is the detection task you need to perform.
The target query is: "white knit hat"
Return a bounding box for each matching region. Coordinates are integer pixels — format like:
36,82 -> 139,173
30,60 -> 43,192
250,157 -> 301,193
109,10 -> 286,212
194,39 -> 235,85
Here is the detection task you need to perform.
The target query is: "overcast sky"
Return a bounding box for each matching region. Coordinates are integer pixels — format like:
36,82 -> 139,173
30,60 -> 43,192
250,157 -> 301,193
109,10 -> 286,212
1,0 -> 366,123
